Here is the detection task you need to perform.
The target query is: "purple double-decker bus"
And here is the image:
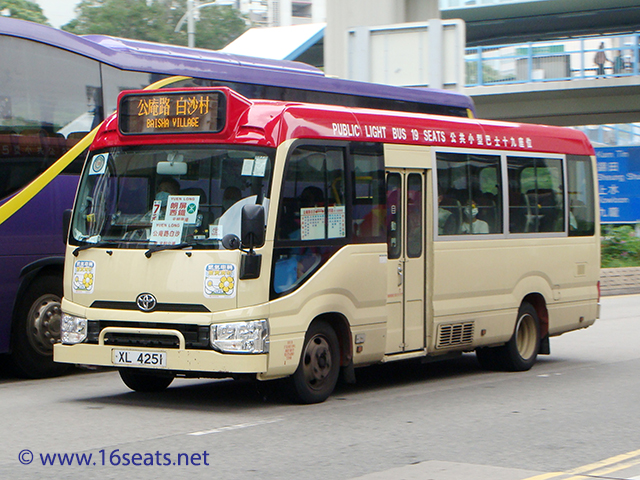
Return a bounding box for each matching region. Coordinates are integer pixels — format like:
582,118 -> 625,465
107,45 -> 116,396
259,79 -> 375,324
0,17 -> 475,378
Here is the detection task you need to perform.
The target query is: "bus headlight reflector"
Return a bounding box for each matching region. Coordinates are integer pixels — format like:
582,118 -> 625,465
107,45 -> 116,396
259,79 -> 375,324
61,313 -> 87,344
210,320 -> 269,354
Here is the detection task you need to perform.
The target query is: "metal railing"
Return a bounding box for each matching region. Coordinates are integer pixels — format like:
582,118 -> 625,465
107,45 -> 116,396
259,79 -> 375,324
441,0 -> 546,8
465,33 -> 640,87
575,124 -> 640,147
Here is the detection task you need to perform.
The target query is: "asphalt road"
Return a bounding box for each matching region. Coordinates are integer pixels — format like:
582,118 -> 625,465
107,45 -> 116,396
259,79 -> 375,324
1,294 -> 639,480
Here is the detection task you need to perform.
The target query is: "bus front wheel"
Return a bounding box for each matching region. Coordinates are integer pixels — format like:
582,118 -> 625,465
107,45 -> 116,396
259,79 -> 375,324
288,321 -> 340,404
10,274 -> 69,378
119,368 -> 174,393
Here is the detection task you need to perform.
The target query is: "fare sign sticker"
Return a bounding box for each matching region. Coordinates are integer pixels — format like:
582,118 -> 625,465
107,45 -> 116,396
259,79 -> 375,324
166,195 -> 199,224
150,221 -> 183,245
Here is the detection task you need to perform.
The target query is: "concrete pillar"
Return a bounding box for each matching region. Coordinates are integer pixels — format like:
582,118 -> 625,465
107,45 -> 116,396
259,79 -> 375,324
280,0 -> 292,26
325,0 -> 440,78
312,0 -> 326,23
406,0 -> 439,20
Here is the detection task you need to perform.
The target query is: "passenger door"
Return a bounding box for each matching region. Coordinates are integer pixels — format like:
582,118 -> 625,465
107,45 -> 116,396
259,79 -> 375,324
385,169 -> 426,354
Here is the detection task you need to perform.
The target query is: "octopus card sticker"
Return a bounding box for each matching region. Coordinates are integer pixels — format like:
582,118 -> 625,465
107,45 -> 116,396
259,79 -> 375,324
204,263 -> 236,298
89,153 -> 108,175
73,260 -> 95,294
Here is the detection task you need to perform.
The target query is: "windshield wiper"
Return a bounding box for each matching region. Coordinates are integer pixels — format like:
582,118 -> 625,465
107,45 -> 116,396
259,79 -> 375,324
72,241 -> 119,257
144,242 -> 193,258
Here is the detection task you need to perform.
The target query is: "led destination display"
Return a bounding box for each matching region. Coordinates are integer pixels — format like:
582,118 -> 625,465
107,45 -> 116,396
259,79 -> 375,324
118,90 -> 226,135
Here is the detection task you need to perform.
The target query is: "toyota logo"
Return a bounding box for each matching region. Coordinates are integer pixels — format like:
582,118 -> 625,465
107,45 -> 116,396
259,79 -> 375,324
136,293 -> 157,312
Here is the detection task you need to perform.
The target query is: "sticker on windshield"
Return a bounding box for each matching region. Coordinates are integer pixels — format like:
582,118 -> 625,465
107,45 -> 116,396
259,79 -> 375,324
72,260 -> 95,294
166,195 -> 199,224
89,153 -> 108,175
150,200 -> 162,222
301,207 -> 325,240
209,224 -> 223,240
241,157 -> 268,177
150,221 -> 183,245
204,263 -> 236,298
253,156 -> 268,177
241,159 -> 254,176
328,205 -> 346,238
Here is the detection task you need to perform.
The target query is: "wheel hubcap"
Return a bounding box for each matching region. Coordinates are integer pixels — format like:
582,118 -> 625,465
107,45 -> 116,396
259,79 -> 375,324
302,334 -> 333,390
515,313 -> 537,361
27,295 -> 62,356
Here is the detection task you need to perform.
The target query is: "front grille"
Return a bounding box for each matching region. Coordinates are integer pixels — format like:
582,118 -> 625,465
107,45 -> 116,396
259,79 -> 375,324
90,301 -> 210,313
87,321 -> 210,349
436,322 -> 474,348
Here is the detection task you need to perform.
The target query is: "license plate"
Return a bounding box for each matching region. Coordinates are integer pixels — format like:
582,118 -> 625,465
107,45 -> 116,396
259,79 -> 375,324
112,349 -> 167,368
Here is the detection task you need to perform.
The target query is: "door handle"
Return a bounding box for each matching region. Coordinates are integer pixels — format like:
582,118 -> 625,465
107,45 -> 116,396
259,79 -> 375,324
397,264 -> 403,286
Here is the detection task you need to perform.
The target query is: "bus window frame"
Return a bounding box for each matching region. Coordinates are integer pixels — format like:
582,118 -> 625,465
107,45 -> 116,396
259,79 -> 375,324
432,147 -> 571,241
271,139 -> 351,299
505,152 -> 567,237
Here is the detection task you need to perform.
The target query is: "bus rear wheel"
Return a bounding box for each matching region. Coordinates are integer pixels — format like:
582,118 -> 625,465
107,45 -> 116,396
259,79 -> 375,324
504,302 -> 540,371
476,302 -> 540,372
119,368 -> 174,393
10,274 -> 70,378
288,321 -> 340,404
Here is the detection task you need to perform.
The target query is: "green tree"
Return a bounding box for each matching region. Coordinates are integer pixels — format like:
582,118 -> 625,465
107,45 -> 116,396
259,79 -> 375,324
0,0 -> 49,25
63,0 -> 247,50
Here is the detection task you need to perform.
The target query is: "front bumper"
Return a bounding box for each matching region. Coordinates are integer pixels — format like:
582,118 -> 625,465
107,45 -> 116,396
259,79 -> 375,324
54,342 -> 267,374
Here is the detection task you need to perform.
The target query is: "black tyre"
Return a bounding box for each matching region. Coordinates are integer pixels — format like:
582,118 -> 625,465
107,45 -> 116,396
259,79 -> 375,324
10,274 -> 70,378
501,302 -> 540,371
119,368 -> 174,393
288,321 -> 340,404
476,302 -> 540,372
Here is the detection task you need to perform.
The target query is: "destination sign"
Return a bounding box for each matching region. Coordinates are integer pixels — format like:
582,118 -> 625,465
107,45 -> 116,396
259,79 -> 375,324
118,90 -> 225,135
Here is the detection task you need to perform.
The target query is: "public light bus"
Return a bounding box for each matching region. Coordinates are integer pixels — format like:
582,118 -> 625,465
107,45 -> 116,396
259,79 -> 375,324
0,16 -> 474,378
54,86 -> 599,403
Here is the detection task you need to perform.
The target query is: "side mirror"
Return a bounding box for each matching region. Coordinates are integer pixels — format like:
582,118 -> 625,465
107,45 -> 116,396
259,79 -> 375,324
62,209 -> 72,245
241,204 -> 265,250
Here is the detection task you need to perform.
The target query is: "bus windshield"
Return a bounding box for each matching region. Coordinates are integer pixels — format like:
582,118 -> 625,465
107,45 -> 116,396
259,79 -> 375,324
70,145 -> 274,249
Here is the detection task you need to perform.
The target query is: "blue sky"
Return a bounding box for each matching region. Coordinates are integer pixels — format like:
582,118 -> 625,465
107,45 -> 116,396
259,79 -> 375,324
34,0 -> 81,29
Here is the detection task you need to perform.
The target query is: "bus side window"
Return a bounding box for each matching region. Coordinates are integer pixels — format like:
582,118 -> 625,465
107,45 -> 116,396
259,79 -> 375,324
406,173 -> 422,257
508,157 -> 564,233
273,145 -> 346,296
351,144 -> 385,242
387,173 -> 402,258
567,155 -> 595,236
436,152 -> 502,235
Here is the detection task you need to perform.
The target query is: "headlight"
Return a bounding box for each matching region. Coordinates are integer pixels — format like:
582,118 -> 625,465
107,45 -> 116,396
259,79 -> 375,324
210,320 -> 269,354
61,313 -> 88,344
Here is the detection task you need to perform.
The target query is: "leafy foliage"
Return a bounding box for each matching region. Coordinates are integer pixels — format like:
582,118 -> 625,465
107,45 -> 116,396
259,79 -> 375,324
0,0 -> 49,25
601,225 -> 640,268
63,0 -> 247,50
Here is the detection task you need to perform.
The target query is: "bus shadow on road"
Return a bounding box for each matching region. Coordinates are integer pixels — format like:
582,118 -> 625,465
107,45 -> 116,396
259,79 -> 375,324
76,376 -> 292,411
75,353 -> 487,410
334,353 -> 484,396
72,353 -> 579,410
